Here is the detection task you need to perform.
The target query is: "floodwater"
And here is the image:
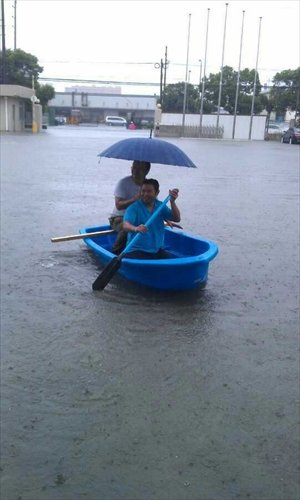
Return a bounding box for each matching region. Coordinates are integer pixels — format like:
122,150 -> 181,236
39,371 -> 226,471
1,126 -> 299,500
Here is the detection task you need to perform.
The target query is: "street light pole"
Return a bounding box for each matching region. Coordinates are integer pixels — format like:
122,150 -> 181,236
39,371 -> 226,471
160,58 -> 163,105
232,10 -> 245,139
216,3 -> 229,131
14,0 -> 17,50
200,8 -> 210,135
1,0 -> 6,83
186,70 -> 191,113
198,59 -> 202,95
249,17 -> 262,140
163,45 -> 168,91
182,13 -> 191,134
32,75 -> 38,133
154,61 -> 163,105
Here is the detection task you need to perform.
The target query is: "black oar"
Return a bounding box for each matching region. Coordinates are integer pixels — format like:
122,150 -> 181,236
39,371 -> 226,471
92,195 -> 171,291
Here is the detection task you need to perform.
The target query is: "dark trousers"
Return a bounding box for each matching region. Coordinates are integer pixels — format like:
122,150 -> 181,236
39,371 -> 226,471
124,249 -> 173,260
109,216 -> 127,255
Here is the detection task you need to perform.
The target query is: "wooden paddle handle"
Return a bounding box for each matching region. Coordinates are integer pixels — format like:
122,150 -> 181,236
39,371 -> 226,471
51,220 -> 183,243
51,229 -> 115,243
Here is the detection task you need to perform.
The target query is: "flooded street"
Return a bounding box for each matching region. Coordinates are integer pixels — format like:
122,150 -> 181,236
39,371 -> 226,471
1,127 -> 299,500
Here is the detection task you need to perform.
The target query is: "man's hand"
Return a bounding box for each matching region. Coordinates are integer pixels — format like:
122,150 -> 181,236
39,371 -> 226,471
169,188 -> 179,201
134,224 -> 147,233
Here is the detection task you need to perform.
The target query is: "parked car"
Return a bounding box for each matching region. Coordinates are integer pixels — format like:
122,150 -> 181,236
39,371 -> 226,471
267,124 -> 284,135
281,127 -> 300,144
54,116 -> 66,125
105,116 -> 127,127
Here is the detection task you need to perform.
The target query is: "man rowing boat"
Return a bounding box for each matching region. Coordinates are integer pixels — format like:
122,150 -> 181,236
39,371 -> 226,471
123,178 -> 180,259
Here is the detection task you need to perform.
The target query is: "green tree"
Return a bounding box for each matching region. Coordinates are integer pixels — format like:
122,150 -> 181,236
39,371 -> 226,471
162,70 -> 266,115
36,84 -> 55,110
162,82 -> 200,113
203,66 -> 237,113
0,49 -> 43,87
203,66 -> 263,114
270,68 -> 300,119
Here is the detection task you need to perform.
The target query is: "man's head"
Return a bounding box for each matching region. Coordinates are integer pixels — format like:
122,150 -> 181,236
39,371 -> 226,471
131,160 -> 151,184
140,178 -> 159,205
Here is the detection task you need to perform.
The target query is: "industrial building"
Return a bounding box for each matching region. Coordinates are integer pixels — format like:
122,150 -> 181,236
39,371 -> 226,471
47,90 -> 157,126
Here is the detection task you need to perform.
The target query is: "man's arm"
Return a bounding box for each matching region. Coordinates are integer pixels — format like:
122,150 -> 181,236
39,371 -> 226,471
123,203 -> 147,234
169,189 -> 180,222
123,220 -> 147,233
115,194 -> 140,211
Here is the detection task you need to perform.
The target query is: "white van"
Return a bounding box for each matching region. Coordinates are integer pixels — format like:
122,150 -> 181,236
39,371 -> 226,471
105,116 -> 127,127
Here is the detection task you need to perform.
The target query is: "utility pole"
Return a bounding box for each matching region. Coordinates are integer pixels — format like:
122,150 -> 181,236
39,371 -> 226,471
155,49 -> 168,107
32,75 -> 38,133
296,85 -> 300,126
232,10 -> 245,139
249,17 -> 262,140
14,0 -> 17,50
198,59 -> 202,95
200,8 -> 210,135
160,58 -> 163,105
182,13 -> 191,134
163,45 -> 168,92
216,3 -> 229,131
1,0 -> 6,83
186,70 -> 191,113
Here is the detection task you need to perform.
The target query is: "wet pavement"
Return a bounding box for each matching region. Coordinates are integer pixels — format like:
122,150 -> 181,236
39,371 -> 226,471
1,126 -> 299,500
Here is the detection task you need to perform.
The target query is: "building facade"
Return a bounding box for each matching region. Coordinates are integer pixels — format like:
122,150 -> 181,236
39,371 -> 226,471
0,84 -> 42,132
48,92 -> 157,125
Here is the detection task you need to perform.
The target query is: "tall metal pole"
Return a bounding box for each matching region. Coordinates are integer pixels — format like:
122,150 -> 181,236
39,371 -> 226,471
232,10 -> 245,139
1,0 -> 6,84
186,70 -> 191,113
296,85 -> 300,126
182,13 -> 191,135
14,0 -> 17,50
163,45 -> 168,91
249,17 -> 262,140
198,59 -> 202,95
216,3 -> 229,131
199,8 -> 210,135
32,75 -> 38,133
160,58 -> 163,105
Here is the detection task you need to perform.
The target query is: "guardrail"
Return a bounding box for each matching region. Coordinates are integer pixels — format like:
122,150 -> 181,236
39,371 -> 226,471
157,124 -> 224,139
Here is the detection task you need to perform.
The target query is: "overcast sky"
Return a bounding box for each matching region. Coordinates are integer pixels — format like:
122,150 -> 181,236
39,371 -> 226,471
4,0 -> 300,94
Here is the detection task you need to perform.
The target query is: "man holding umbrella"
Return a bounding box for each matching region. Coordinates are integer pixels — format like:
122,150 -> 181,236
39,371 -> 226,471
92,136 -> 195,289
109,160 -> 151,254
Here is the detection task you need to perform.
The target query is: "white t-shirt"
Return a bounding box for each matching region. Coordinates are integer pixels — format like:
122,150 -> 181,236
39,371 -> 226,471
111,176 -> 141,216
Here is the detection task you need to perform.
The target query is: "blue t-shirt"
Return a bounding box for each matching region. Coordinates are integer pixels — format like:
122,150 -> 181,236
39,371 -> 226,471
124,199 -> 173,253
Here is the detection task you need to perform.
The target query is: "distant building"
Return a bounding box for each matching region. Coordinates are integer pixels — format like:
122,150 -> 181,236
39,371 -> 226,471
64,85 -> 122,94
48,91 -> 157,125
0,84 -> 43,132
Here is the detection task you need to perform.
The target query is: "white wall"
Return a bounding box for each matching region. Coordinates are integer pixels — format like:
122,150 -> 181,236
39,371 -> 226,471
161,113 -> 267,140
0,96 -> 24,132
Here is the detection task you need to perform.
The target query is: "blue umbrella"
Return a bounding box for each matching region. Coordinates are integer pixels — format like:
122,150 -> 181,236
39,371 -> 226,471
98,137 -> 197,168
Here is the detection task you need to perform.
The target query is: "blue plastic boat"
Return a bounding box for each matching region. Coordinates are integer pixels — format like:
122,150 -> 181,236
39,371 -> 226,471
80,225 -> 219,290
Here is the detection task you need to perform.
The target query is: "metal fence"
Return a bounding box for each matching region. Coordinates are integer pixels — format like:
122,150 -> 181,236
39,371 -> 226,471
157,124 -> 224,139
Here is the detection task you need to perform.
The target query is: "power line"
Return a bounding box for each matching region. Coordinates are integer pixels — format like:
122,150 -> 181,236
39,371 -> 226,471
39,77 -> 160,86
38,77 -> 298,90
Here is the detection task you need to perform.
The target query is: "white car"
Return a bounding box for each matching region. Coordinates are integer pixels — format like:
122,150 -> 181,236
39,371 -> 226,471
105,116 -> 127,127
267,124 -> 284,135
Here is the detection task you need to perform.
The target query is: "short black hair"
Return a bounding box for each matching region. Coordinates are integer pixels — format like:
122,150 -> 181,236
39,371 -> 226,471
132,160 -> 151,174
143,178 -> 159,192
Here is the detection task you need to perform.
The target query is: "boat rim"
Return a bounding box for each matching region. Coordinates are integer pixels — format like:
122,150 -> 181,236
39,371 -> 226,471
79,226 -> 219,266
